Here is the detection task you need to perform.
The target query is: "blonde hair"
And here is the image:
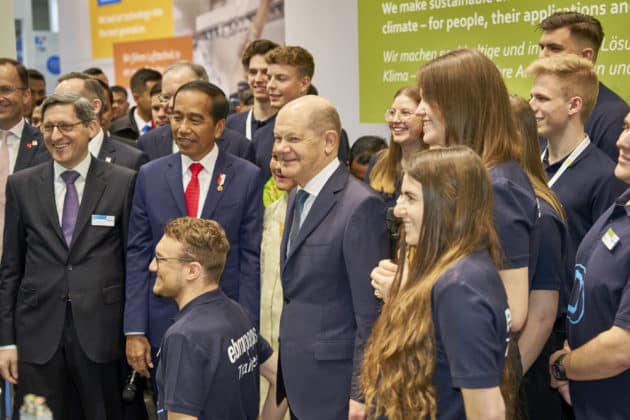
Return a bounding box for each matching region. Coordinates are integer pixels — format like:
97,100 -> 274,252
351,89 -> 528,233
362,147 -> 516,419
526,54 -> 598,123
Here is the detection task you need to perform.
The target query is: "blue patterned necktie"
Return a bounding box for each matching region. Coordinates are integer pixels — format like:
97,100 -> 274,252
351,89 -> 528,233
288,189 -> 310,253
61,170 -> 80,246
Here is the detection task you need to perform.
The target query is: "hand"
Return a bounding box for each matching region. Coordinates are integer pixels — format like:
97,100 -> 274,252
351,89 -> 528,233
549,348 -> 569,389
370,259 -> 398,301
0,348 -> 18,384
557,383 -> 572,406
126,335 -> 153,378
348,399 -> 367,420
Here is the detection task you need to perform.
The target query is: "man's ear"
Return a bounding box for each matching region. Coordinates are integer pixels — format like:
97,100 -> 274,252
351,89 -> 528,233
91,98 -> 103,116
213,118 -> 226,139
580,47 -> 595,62
323,129 -> 339,156
300,76 -> 312,96
87,119 -> 99,138
568,96 -> 583,118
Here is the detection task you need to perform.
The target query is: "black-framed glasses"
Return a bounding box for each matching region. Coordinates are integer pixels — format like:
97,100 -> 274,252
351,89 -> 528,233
154,256 -> 196,268
0,85 -> 27,96
41,121 -> 84,135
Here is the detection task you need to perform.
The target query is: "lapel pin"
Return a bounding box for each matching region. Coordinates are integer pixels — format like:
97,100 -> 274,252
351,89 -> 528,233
217,173 -> 226,192
26,143 -> 32,149
32,140 -> 38,146
105,156 -> 112,163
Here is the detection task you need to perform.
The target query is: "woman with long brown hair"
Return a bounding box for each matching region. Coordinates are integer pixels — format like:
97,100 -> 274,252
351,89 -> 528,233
367,85 -> 425,207
511,96 -> 570,419
416,48 -> 537,333
362,147 -> 512,420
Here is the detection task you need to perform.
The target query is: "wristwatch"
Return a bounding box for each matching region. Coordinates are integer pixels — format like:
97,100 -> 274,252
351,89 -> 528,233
551,353 -> 568,381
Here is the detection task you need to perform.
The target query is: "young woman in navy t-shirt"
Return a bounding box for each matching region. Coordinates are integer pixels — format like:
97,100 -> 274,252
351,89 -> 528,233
362,147 -> 516,420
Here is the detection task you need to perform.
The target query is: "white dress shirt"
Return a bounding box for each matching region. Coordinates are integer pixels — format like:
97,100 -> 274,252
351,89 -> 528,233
88,128 -> 104,159
133,108 -> 151,134
3,118 -> 26,175
181,145 -> 219,218
296,158 -> 340,227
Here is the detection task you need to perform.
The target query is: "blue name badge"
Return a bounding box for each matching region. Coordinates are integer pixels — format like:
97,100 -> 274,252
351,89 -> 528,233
91,214 -> 116,227
98,0 -> 121,6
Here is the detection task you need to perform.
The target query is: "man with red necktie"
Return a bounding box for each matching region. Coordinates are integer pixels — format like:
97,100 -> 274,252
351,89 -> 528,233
124,81 -> 263,394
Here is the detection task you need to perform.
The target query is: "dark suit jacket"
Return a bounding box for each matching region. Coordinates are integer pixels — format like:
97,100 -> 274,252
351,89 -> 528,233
124,150 -> 263,348
14,122 -> 50,171
98,134 -> 148,171
0,158 -> 136,364
137,124 -> 255,163
110,106 -> 140,141
586,82 -> 630,161
277,165 -> 388,419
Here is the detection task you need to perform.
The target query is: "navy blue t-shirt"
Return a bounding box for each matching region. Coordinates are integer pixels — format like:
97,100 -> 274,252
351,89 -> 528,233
489,160 -> 537,269
544,142 -> 626,278
156,289 -> 272,420
226,110 -> 275,141
567,188 -> 630,420
432,250 -> 510,420
528,198 -> 569,314
586,82 -> 630,162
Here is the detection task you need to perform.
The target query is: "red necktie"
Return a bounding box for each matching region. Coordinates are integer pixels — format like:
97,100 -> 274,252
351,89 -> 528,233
185,163 -> 204,217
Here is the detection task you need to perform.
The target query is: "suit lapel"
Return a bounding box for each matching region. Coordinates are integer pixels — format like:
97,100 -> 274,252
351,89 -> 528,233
159,128 -> 175,157
36,162 -> 66,247
14,123 -> 41,171
165,153 -> 188,216
280,190 -> 296,267
98,136 -> 117,164
70,159 -> 107,249
200,149 -> 232,218
283,165 -> 347,264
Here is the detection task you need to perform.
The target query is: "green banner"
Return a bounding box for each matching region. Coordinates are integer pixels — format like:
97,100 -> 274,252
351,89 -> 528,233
358,0 -> 630,123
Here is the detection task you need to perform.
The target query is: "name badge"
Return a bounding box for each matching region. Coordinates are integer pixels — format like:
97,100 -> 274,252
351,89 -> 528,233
601,227 -> 620,251
91,214 -> 115,227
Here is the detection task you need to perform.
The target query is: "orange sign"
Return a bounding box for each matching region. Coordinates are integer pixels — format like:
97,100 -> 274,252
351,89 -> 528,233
112,35 -> 193,87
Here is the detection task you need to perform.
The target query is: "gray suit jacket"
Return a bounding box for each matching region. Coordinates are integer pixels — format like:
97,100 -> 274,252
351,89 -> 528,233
0,158 -> 136,364
277,165 -> 388,420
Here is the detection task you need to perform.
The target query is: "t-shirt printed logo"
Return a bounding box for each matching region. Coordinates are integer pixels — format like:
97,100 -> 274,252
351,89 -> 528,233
227,327 -> 259,379
504,308 -> 512,357
568,264 -> 586,325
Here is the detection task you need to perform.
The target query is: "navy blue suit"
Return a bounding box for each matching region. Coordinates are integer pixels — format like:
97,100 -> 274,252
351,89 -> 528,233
137,124 -> 255,163
14,122 -> 50,171
586,82 -> 630,161
124,150 -> 263,348
99,135 -> 148,171
277,165 -> 388,420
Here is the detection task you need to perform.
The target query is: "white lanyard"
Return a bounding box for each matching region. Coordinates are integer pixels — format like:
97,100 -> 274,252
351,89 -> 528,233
541,136 -> 591,188
245,109 -> 253,140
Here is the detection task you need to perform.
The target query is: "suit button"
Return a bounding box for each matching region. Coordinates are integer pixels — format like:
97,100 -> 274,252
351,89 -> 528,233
67,265 -> 73,271
283,298 -> 290,304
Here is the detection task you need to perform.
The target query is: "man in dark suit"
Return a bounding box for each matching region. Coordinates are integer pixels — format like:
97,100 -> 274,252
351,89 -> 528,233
0,92 -> 136,419
110,68 -> 162,141
137,61 -> 254,163
273,95 -> 388,419
55,72 -> 148,171
124,81 -> 263,388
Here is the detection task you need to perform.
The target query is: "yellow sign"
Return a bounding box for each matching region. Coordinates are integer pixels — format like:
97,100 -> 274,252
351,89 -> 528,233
89,0 -> 174,59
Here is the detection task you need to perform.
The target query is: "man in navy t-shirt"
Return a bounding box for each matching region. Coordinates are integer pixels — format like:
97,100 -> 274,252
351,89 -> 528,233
549,113 -> 630,419
151,217 -> 276,420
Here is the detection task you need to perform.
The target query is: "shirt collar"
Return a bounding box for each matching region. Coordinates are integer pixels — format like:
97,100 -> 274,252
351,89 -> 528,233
133,107 -> 150,132
88,128 -> 104,157
2,118 -> 25,143
176,288 -> 223,318
300,158 -> 340,198
53,152 -> 92,181
613,187 -> 630,217
180,143 -> 219,173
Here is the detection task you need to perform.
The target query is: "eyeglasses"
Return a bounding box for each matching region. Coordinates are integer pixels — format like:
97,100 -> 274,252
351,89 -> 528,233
154,256 -> 196,268
385,108 -> 416,122
0,85 -> 27,96
41,121 -> 84,135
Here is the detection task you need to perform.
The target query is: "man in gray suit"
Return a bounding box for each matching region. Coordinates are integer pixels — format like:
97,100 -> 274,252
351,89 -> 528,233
273,95 -> 388,420
0,93 -> 135,419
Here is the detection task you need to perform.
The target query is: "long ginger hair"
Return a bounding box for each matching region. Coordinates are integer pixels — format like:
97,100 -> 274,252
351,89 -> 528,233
369,86 -> 424,195
362,147 -> 514,420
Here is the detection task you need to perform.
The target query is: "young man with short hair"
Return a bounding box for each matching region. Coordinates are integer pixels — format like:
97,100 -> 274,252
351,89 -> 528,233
538,12 -> 630,161
227,39 -> 279,140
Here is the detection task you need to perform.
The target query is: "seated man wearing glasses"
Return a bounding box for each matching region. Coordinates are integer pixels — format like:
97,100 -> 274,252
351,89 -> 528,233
153,217 -> 281,420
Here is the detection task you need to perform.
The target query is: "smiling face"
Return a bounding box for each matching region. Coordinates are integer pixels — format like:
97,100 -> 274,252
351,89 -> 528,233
247,54 -> 271,103
387,94 -> 422,145
615,113 -> 630,184
151,235 -> 186,299
394,173 -> 424,246
171,89 -> 224,161
270,154 -> 297,191
151,94 -> 169,127
42,103 -> 96,169
415,97 -> 445,147
538,27 -> 589,59
529,74 -> 572,139
0,64 -> 31,130
266,64 -> 310,109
